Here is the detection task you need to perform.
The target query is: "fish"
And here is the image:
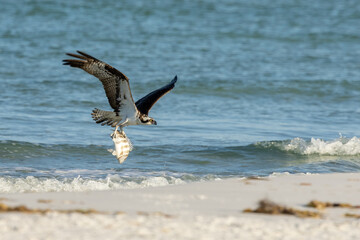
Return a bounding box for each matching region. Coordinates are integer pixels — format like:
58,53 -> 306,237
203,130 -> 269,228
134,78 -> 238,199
108,130 -> 133,164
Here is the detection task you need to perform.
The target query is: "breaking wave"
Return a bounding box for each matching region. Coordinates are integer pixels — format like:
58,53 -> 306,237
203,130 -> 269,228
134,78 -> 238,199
0,174 -> 220,193
1,136 -> 360,193
255,136 -> 360,156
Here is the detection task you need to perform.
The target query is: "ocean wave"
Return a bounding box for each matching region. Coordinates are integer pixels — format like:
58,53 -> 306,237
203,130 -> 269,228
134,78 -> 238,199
0,140 -> 107,160
1,137 -> 360,186
0,172 -> 222,193
0,175 -> 181,193
4,136 -> 360,159
255,136 -> 360,156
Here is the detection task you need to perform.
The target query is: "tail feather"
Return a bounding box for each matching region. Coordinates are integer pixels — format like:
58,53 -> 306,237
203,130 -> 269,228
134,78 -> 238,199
91,108 -> 122,127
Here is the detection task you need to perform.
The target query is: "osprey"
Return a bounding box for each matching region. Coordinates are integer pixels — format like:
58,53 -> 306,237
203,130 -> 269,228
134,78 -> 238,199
63,51 -> 177,134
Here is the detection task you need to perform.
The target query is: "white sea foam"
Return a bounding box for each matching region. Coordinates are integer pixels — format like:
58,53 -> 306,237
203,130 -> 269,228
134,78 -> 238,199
269,172 -> 313,178
0,175 -> 187,193
283,136 -> 360,155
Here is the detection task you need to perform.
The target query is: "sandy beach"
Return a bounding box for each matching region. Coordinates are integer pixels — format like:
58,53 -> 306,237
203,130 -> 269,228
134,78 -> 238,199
0,173 -> 359,239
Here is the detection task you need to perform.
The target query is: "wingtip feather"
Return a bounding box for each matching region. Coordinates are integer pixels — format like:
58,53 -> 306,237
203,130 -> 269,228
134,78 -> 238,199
62,59 -> 85,68
65,52 -> 87,60
76,50 -> 99,61
171,75 -> 178,85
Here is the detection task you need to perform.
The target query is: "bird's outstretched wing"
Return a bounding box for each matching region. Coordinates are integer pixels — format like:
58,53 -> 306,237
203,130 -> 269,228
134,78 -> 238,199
63,51 -> 136,113
135,75 -> 177,115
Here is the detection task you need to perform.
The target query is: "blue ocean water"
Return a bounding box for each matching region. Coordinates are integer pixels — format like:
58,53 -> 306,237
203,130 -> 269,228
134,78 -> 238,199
1,0 -> 360,192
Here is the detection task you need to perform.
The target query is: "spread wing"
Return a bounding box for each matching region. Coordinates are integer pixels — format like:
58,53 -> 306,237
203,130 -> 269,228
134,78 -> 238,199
63,51 -> 136,113
135,75 -> 177,115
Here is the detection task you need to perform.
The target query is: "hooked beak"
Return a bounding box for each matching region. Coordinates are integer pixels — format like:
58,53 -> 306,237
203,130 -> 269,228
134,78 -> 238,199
152,120 -> 157,125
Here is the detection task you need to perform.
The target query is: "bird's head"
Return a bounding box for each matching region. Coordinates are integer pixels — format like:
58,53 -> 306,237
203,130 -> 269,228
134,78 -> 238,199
139,114 -> 157,125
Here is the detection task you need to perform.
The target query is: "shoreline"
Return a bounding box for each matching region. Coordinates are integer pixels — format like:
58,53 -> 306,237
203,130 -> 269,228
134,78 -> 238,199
0,172 -> 359,239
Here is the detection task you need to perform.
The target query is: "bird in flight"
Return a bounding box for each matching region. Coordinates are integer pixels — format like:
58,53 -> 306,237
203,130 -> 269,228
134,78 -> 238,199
63,51 -> 177,135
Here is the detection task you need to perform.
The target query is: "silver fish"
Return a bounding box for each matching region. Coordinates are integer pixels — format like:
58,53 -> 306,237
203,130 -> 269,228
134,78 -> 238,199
108,130 -> 133,164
